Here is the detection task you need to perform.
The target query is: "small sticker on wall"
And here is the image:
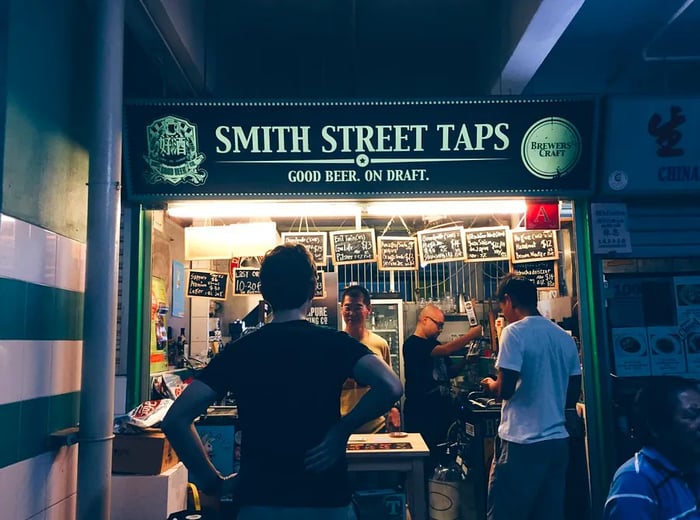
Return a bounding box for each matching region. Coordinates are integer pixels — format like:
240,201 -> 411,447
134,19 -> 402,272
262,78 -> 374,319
609,170 -> 628,191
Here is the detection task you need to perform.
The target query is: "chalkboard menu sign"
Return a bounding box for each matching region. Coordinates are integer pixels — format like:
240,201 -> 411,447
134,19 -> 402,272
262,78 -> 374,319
377,237 -> 418,271
187,270 -> 228,300
232,268 -> 262,295
417,227 -> 466,265
281,232 -> 327,265
330,229 -> 376,265
512,261 -> 558,290
510,229 -> 558,263
465,226 -> 510,262
314,270 -> 325,299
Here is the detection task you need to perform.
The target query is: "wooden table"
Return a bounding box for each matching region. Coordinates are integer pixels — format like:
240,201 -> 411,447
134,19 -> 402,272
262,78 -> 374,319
346,433 -> 429,520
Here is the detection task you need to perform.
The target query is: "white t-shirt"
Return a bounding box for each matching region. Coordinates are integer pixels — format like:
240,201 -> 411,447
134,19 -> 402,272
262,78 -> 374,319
496,315 -> 581,444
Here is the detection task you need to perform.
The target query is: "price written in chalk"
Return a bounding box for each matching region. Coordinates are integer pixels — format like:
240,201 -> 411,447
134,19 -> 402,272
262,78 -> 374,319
417,227 -> 466,264
378,236 -> 418,271
232,268 -> 262,295
510,229 -> 558,263
187,270 -> 228,300
281,232 -> 327,265
464,226 -> 509,262
330,229 -> 376,265
512,261 -> 558,290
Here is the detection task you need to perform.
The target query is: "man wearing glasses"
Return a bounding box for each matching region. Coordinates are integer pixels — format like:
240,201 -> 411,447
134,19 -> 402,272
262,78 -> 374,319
403,304 -> 483,463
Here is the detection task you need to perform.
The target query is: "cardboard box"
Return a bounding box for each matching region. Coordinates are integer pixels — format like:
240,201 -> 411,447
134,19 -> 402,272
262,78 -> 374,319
111,462 -> 188,520
113,429 -> 179,475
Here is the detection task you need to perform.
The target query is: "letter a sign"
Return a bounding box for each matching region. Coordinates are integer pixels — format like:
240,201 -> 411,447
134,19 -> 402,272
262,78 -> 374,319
525,200 -> 560,230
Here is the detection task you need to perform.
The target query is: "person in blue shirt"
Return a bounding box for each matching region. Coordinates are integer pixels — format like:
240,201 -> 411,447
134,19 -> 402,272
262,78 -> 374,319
604,376 -> 700,520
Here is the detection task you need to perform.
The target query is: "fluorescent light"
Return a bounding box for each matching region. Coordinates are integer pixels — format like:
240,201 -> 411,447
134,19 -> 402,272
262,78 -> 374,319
363,199 -> 526,217
168,200 -> 361,218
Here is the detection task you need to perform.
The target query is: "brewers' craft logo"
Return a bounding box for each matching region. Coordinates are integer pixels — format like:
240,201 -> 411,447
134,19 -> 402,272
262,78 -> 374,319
520,117 -> 581,180
144,115 -> 207,185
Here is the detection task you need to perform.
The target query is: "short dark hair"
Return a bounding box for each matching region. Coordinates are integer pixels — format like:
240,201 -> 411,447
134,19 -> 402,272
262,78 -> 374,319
631,376 -> 700,446
260,244 -> 317,311
341,285 -> 371,306
497,273 -> 537,309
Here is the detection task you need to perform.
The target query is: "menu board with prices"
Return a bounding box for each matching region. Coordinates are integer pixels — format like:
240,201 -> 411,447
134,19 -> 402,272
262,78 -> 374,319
377,236 -> 418,271
281,232 -> 328,265
464,226 -> 510,262
314,270 -> 325,299
512,261 -> 558,290
417,227 -> 466,265
187,270 -> 228,300
232,268 -> 262,295
510,229 -> 558,263
330,229 -> 376,265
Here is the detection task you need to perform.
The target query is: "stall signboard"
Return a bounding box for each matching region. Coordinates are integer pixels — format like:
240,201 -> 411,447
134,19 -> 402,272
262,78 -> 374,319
187,270 -> 228,300
464,226 -> 509,262
512,261 -> 558,290
377,236 -> 418,271
281,232 -> 327,265
510,229 -> 558,263
232,268 -> 262,295
418,227 -> 466,265
123,98 -> 596,202
602,96 -> 700,195
330,229 -> 376,265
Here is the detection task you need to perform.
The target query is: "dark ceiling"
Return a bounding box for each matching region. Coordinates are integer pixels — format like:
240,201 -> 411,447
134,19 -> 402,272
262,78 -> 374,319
124,0 -> 700,100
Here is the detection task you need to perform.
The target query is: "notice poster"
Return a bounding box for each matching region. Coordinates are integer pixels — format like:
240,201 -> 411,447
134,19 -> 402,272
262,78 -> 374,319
674,276 -> 700,374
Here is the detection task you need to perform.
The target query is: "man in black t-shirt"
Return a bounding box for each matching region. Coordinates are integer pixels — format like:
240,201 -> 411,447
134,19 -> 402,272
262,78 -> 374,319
403,304 -> 482,458
162,244 -> 402,520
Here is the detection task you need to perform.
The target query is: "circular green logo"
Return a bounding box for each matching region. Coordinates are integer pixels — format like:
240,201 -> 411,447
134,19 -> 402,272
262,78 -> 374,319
521,117 -> 581,180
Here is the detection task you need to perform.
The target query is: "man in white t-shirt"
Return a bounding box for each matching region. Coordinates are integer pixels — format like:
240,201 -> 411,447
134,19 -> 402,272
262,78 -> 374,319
481,274 -> 582,520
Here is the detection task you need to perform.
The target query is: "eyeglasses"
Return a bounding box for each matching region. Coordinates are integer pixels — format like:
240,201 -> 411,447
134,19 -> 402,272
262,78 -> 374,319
425,316 -> 444,329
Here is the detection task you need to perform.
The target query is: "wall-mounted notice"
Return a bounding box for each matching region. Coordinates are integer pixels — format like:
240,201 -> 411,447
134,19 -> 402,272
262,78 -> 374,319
187,270 -> 228,300
232,268 -> 262,295
417,227 -> 466,265
314,270 -> 325,299
464,226 -> 509,262
377,237 -> 418,271
281,232 -> 328,265
512,261 -> 558,290
510,229 -> 558,263
330,229 -> 376,265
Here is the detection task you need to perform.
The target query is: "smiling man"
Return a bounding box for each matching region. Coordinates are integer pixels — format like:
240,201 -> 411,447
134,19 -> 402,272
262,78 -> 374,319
340,285 -> 392,433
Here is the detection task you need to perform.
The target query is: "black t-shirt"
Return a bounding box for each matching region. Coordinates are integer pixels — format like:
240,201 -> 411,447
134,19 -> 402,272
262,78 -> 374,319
402,334 -> 452,401
198,320 -> 371,507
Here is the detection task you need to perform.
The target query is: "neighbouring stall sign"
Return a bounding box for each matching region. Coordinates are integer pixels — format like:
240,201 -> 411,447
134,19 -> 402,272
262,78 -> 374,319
602,97 -> 700,195
124,98 -> 595,201
591,203 -> 632,254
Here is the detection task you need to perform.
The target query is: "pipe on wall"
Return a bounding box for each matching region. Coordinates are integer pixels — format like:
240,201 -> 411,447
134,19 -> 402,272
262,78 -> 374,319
76,0 -> 124,518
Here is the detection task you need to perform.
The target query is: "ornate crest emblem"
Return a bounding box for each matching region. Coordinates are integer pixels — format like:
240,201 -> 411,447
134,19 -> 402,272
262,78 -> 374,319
144,116 -> 207,185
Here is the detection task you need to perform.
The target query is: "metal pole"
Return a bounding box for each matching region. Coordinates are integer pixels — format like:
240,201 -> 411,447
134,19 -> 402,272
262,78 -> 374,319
77,0 -> 124,518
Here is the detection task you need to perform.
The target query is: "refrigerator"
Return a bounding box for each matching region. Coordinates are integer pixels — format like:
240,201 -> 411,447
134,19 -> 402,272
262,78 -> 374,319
368,299 -> 406,386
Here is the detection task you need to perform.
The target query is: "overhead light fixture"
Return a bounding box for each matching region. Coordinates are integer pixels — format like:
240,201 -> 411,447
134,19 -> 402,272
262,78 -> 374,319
362,199 -> 527,217
168,200 -> 361,219
184,222 -> 280,260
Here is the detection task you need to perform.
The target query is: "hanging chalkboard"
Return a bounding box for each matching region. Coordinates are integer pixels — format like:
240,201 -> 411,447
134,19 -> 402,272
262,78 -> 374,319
187,270 -> 228,300
417,227 -> 466,265
512,261 -> 558,290
377,236 -> 418,271
330,229 -> 376,265
314,270 -> 325,299
281,232 -> 327,265
510,229 -> 558,263
232,268 -> 262,295
465,226 -> 510,262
